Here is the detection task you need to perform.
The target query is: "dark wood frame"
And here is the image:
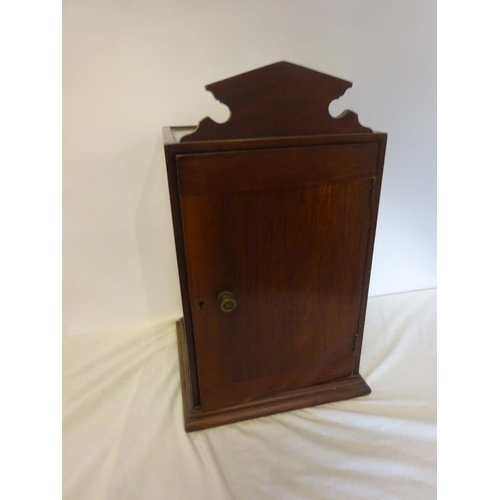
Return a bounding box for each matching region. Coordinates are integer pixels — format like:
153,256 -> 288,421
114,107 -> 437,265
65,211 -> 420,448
165,132 -> 386,431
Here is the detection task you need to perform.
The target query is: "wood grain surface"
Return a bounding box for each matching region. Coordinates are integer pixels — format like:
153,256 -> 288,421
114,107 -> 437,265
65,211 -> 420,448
164,63 -> 387,430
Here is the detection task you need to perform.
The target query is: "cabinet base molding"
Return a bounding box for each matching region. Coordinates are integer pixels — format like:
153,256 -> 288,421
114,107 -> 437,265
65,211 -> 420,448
177,319 -> 371,432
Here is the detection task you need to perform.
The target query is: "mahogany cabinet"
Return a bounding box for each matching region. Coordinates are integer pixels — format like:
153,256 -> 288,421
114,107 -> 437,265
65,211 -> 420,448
163,62 -> 387,432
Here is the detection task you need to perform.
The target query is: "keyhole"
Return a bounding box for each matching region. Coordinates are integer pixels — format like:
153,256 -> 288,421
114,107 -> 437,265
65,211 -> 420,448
199,301 -> 204,310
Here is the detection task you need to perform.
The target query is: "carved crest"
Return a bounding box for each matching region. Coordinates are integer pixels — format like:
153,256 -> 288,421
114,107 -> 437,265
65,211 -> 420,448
182,61 -> 372,142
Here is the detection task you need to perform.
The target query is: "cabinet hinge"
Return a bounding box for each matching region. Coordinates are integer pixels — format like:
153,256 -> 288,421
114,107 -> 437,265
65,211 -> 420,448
369,177 -> 376,208
352,333 -> 359,353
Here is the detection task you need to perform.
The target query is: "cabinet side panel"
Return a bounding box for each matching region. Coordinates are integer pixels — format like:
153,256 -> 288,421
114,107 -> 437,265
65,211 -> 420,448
164,146 -> 200,406
352,134 -> 387,373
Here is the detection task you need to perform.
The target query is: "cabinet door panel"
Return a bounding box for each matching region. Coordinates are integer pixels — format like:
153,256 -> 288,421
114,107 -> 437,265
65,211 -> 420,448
178,144 -> 376,411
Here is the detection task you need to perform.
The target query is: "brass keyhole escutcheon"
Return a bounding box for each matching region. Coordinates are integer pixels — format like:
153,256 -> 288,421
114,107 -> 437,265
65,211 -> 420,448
218,291 -> 237,313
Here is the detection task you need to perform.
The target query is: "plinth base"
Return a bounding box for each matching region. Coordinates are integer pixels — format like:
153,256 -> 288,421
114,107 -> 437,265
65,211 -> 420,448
176,319 -> 371,432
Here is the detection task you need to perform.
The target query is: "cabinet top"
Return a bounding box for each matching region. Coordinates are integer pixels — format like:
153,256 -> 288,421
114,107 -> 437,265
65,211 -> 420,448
179,61 -> 373,143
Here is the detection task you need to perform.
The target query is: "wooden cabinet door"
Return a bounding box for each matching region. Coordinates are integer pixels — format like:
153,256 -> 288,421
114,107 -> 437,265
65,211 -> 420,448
177,142 -> 379,411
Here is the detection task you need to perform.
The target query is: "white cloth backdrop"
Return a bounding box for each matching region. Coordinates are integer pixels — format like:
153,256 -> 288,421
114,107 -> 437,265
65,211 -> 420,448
63,288 -> 436,500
